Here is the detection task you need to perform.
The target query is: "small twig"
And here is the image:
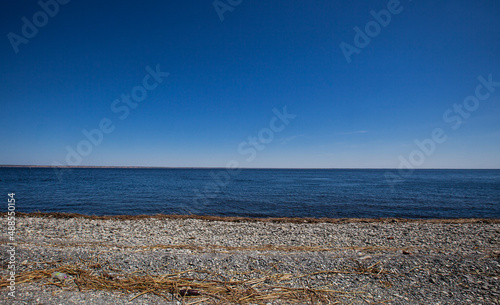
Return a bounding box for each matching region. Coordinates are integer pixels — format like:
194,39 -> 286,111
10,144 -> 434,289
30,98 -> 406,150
128,289 -> 153,302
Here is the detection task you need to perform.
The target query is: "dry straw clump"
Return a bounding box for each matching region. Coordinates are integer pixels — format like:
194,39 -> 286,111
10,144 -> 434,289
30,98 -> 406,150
4,212 -> 499,224
0,256 -> 381,304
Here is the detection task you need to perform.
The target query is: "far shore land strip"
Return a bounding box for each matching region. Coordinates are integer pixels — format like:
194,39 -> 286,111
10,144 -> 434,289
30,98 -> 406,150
2,165 -> 495,170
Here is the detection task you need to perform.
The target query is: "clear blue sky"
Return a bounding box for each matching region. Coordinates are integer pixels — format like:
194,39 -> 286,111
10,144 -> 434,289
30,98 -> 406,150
1,0 -> 499,168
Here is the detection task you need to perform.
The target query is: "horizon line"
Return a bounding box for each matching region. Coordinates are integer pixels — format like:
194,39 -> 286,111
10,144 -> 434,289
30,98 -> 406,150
1,165 -> 499,170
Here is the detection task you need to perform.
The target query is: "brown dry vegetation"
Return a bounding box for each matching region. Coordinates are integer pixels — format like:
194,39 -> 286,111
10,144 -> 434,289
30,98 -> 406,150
3,212 -> 499,224
0,256 -> 385,304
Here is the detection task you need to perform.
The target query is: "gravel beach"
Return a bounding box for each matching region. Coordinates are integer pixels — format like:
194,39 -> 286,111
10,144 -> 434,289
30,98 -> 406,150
1,214 -> 499,304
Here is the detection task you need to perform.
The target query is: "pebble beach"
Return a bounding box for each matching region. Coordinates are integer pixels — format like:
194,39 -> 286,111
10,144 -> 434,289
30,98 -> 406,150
1,214 -> 499,304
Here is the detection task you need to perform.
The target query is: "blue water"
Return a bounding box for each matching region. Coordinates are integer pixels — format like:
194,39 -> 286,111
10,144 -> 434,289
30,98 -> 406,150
1,168 -> 499,218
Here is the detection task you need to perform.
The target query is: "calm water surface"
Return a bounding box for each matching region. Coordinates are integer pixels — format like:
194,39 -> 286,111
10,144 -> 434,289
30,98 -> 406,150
1,168 -> 499,218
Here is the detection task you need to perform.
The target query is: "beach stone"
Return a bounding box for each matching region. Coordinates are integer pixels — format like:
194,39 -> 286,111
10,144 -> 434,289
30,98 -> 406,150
0,216 -> 498,304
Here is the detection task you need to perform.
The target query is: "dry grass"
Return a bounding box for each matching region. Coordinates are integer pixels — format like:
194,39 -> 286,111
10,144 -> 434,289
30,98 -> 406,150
0,257 -> 384,304
12,240 -> 431,256
2,212 -> 498,224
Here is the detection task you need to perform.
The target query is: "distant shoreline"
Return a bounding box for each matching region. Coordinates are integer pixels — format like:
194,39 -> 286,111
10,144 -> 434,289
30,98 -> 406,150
1,165 -> 498,170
